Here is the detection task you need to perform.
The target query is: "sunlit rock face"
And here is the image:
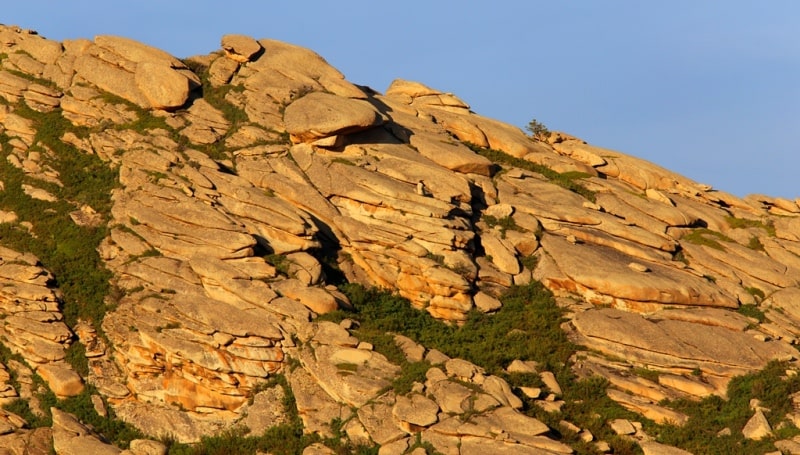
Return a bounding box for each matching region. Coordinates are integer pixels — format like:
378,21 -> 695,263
2,23 -> 800,452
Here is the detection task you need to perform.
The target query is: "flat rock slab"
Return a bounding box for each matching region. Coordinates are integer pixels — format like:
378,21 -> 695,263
392,393 -> 440,428
540,234 -> 737,308
572,308 -> 797,377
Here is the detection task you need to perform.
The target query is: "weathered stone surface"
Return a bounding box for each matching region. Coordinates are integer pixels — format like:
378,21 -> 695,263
272,279 -> 339,314
221,34 -> 262,62
135,61 -> 190,110
572,308 -> 796,378
473,291 -> 502,313
539,234 -> 737,309
408,131 -> 492,176
607,389 -> 688,425
36,363 -> 84,398
609,418 -> 636,435
128,439 -> 168,455
394,334 -> 425,363
284,91 -> 383,143
742,408 -> 772,440
392,393 -> 439,430
639,441 -> 694,455
52,408 -> 121,455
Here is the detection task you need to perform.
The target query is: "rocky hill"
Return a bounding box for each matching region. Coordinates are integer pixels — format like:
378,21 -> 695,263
0,24 -> 799,454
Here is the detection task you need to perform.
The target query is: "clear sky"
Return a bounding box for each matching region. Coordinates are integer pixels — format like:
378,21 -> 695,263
4,1 -> 799,199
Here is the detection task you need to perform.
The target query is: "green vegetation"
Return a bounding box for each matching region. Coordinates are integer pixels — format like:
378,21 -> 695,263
2,366 -> 144,449
682,228 -> 732,251
0,105 -> 117,335
672,249 -> 689,265
319,283 -> 646,451
747,236 -> 765,251
726,216 -> 776,237
264,254 -> 292,277
465,143 -> 596,202
526,118 -> 551,141
325,282 -> 575,374
65,342 -> 90,378
745,287 -> 766,301
95,91 -> 172,134
632,367 -> 661,383
651,361 -> 800,454
391,361 -> 433,396
424,252 -> 445,265
520,254 -> 539,271
737,304 -> 766,323
180,58 -> 256,160
481,214 -> 524,238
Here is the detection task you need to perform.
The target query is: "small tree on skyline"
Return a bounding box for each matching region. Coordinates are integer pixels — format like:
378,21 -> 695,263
526,118 -> 550,141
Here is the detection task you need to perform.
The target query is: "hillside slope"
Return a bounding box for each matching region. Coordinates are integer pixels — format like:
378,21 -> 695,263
0,24 -> 800,454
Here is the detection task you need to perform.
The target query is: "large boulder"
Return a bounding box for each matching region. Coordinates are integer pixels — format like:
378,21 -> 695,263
284,91 -> 383,143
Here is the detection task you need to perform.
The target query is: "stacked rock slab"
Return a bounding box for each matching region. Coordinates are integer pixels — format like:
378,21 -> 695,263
0,246 -> 83,399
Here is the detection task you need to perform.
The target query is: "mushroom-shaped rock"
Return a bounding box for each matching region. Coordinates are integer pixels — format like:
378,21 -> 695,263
221,34 -> 262,62
284,92 -> 383,143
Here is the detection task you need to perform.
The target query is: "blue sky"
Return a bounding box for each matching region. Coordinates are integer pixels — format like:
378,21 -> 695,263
5,1 -> 799,199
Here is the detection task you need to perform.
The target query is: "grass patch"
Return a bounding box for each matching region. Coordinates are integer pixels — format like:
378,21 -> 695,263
424,252 -> 445,265
482,214 -> 524,238
682,228 -> 732,251
633,367 -> 661,383
747,236 -> 765,251
737,304 -> 766,323
465,143 -> 596,202
321,282 -> 645,454
726,216 -> 776,237
391,361 -> 432,396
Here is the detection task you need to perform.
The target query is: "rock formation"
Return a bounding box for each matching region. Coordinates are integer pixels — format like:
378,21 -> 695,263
0,23 -> 799,454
